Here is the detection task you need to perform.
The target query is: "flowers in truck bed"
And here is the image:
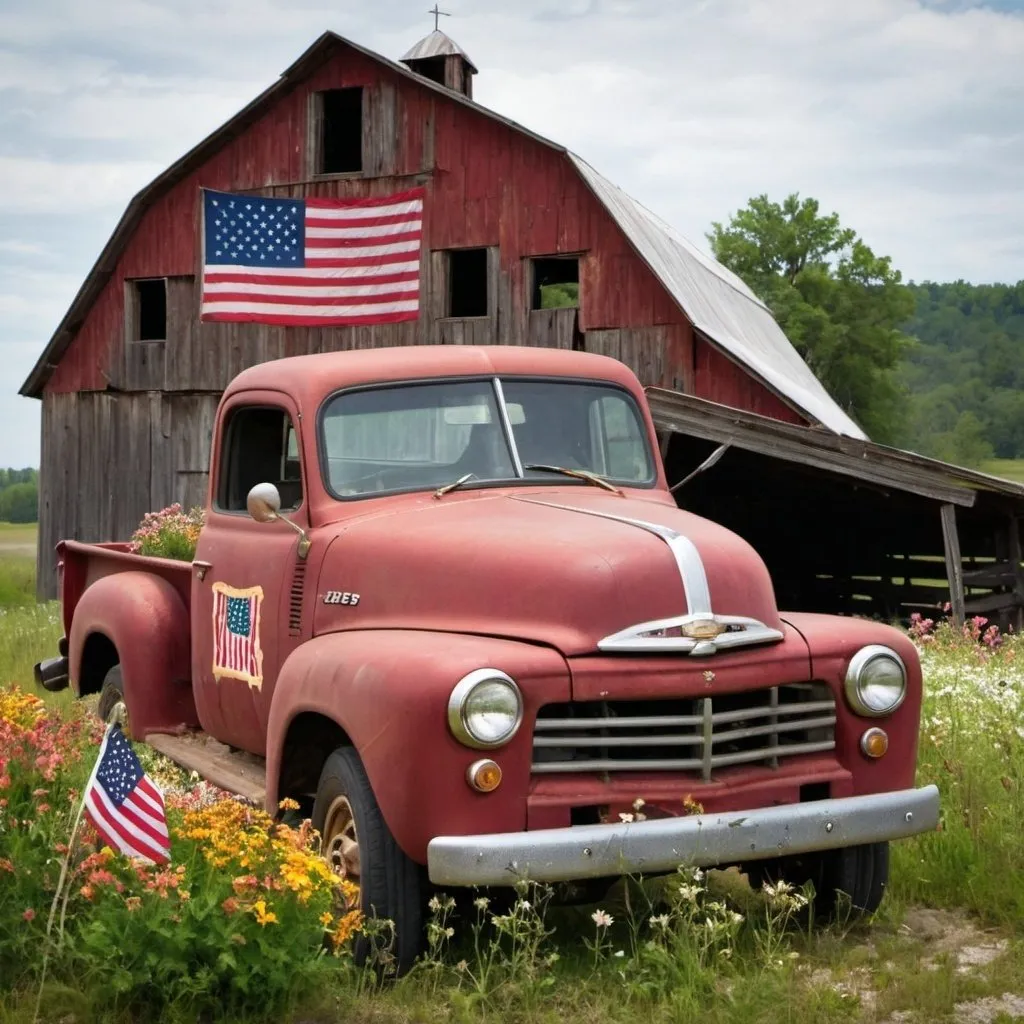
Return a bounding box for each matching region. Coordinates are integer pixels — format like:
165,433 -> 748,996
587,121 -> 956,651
130,502 -> 205,561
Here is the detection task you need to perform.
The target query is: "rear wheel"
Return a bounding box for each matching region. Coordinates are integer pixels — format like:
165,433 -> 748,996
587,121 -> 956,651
96,665 -> 129,732
744,841 -> 889,923
312,747 -> 425,976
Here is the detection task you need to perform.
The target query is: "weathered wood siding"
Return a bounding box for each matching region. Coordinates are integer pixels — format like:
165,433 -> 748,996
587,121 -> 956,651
37,392 -> 219,597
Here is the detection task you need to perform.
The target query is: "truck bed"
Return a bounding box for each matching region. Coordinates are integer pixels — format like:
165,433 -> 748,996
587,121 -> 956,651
57,539 -> 193,640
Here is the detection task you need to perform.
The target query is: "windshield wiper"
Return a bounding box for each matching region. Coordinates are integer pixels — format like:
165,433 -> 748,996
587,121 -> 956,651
524,464 -> 623,495
433,473 -> 476,499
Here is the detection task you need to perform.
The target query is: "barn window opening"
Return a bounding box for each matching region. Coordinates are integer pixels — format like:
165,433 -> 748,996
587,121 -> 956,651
448,248 -> 489,318
134,279 -> 166,341
531,257 -> 579,310
319,87 -> 363,174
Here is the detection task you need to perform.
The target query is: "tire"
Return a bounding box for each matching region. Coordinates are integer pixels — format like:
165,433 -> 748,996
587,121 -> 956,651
744,841 -> 889,923
312,747 -> 425,976
96,665 -> 129,731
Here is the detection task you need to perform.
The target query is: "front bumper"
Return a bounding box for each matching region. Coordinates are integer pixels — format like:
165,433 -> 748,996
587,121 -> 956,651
426,784 -> 940,887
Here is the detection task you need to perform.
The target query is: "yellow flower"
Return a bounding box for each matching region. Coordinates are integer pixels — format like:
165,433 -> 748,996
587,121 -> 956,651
251,899 -> 278,927
278,797 -> 300,811
320,911 -> 333,928
330,909 -> 363,949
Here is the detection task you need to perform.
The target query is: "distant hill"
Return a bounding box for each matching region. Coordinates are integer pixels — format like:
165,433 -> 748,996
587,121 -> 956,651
899,280 -> 1024,467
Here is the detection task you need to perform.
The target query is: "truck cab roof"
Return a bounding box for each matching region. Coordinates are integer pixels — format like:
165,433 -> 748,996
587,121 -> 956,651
222,345 -> 646,407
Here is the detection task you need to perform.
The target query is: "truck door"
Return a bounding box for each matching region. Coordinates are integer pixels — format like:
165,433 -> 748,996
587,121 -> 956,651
191,392 -> 310,757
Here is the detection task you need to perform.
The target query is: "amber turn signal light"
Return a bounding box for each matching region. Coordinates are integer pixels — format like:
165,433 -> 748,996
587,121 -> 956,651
860,727 -> 889,759
467,759 -> 502,793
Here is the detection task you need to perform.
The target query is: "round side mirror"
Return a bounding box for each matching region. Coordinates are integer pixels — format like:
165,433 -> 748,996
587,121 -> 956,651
247,482 -> 282,524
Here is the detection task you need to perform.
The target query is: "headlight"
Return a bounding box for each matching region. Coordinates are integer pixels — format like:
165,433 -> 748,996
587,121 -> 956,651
448,669 -> 523,749
844,645 -> 907,717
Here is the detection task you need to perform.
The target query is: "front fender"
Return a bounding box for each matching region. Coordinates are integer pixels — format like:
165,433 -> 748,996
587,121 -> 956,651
69,571 -> 196,740
781,612 -> 923,795
266,630 -> 570,864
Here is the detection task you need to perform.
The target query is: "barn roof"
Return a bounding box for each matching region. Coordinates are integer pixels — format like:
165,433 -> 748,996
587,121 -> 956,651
18,28 -> 864,441
401,29 -> 479,72
571,156 -> 866,439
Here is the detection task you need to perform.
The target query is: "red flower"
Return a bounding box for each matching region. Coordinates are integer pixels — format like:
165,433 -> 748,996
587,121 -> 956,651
22,908 -> 35,922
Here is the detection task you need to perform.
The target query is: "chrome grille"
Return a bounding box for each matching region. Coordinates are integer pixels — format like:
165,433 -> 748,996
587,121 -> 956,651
532,683 -> 836,779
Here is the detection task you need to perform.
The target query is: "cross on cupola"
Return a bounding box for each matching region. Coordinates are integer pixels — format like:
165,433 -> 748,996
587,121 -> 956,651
428,4 -> 450,31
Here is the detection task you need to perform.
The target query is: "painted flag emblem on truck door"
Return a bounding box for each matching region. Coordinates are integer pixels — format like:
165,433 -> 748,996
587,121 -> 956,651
212,582 -> 264,690
198,186 -> 424,326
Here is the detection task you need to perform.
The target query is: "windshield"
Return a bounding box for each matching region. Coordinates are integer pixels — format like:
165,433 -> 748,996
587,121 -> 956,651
320,376 -> 655,498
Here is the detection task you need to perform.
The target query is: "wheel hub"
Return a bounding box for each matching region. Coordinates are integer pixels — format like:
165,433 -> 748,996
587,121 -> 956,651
108,699 -> 130,734
323,795 -> 361,887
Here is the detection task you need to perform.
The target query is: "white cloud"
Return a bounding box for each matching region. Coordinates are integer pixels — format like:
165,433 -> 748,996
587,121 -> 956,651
0,157 -> 162,214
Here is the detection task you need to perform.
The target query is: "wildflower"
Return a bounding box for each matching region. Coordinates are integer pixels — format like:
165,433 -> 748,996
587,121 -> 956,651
178,889 -> 191,902
445,927 -> 455,938
473,896 -> 490,912
618,812 -> 635,823
650,913 -> 671,929
330,909 -> 364,949
222,897 -> 240,915
320,911 -> 334,928
22,908 -> 35,922
678,883 -> 701,902
456,959 -> 469,973
614,950 -> 625,957
252,899 -> 278,926
632,797 -> 646,811
517,899 -> 531,911
0,858 -> 13,873
428,896 -> 442,912
278,797 -> 300,811
592,909 -> 613,928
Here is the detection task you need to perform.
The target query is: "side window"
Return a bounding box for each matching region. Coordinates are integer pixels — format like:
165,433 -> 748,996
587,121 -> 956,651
596,394 -> 651,481
218,406 -> 303,512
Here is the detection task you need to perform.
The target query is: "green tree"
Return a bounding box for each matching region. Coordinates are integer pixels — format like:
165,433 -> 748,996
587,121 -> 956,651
0,481 -> 38,523
899,280 -> 1024,463
708,193 -> 916,443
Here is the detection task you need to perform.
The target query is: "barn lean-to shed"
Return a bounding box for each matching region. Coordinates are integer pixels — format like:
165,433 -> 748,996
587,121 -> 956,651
19,26 -> 1024,628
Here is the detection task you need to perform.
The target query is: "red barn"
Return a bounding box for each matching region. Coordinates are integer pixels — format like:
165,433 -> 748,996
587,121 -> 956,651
21,27 -> 1024,627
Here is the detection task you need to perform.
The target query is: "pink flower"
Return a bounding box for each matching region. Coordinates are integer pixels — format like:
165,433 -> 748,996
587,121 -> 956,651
22,908 -> 35,922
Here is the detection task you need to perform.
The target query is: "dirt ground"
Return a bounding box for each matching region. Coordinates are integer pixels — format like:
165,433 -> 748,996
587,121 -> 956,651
801,906 -> 1022,1023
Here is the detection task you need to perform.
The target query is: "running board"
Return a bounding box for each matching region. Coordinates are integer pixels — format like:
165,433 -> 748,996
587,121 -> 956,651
144,732 -> 267,806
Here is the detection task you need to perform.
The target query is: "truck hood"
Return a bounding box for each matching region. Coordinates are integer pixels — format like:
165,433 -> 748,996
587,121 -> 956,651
313,489 -> 785,657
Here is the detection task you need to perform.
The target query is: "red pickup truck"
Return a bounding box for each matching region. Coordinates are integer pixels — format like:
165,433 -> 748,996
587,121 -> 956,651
36,345 -> 938,971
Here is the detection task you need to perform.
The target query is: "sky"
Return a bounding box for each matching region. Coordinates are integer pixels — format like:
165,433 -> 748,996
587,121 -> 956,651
1,0 -> 1022,468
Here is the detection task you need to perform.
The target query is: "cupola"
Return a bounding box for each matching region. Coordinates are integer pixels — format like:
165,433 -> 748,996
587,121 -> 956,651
401,29 -> 478,99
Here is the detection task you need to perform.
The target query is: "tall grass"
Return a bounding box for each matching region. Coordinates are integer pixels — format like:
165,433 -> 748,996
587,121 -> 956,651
1,583 -> 1022,1022
890,621 -> 1024,922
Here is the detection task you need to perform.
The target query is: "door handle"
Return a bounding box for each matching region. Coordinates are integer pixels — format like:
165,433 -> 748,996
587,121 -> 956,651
192,560 -> 213,581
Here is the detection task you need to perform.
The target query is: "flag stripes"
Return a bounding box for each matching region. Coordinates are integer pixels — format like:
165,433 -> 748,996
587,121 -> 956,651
199,187 -> 424,325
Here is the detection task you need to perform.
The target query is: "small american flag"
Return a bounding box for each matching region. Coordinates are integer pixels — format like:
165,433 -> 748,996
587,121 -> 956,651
83,723 -> 171,865
199,186 -> 424,326
212,582 -> 264,689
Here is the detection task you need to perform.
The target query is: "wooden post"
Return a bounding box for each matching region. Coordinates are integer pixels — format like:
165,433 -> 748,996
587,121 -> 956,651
941,503 -> 965,627
1009,515 -> 1024,633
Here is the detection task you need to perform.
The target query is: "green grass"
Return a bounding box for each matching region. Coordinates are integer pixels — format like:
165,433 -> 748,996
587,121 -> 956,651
3,602 -> 1024,1022
980,458 -> 1024,483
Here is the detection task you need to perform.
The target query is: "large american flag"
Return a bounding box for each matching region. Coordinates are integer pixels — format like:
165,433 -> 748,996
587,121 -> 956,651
212,582 -> 264,690
83,724 -> 171,865
199,186 -> 424,326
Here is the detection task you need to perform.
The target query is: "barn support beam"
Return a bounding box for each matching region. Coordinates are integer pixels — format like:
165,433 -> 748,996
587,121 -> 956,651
940,503 -> 965,627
